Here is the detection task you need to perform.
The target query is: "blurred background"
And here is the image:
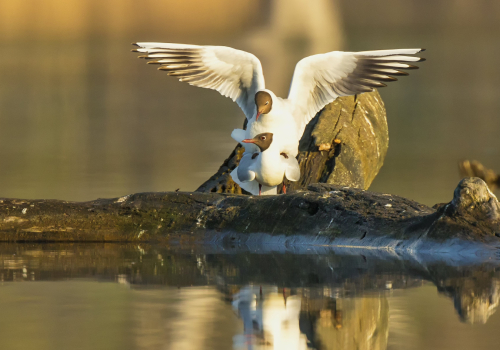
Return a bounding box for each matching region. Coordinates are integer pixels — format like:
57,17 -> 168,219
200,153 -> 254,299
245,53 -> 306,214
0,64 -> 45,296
0,0 -> 499,205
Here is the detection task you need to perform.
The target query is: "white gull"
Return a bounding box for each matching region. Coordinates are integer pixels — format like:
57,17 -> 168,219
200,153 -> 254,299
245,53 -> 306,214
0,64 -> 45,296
132,43 -> 425,193
230,132 -> 300,195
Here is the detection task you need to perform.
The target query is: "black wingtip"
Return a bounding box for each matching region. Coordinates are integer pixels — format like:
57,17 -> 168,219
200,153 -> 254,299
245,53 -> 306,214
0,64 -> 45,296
132,42 -> 140,47
418,57 -> 426,62
420,48 -> 426,52
405,64 -> 420,70
131,49 -> 139,52
381,76 -> 398,82
394,71 -> 410,76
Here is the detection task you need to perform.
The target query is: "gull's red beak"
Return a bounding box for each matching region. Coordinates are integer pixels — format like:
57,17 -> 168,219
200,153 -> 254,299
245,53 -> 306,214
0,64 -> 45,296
256,111 -> 262,121
242,139 -> 256,143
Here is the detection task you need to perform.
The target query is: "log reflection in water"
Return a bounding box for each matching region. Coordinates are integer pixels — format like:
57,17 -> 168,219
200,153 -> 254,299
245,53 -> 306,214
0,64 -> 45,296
1,243 -> 500,335
437,276 -> 500,324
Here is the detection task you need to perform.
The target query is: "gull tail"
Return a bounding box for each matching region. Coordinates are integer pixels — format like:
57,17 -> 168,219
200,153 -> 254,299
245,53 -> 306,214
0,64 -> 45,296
230,168 -> 277,195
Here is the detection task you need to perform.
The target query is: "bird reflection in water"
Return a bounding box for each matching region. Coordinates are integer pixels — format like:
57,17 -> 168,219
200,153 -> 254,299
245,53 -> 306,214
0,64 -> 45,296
230,285 -> 390,350
232,285 -> 309,350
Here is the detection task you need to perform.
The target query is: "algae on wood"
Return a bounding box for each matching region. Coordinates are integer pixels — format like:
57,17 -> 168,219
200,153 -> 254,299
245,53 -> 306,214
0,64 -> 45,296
1,177 -> 498,243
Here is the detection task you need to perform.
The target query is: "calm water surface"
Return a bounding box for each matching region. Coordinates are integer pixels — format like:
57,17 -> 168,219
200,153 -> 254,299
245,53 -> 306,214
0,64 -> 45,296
1,243 -> 499,350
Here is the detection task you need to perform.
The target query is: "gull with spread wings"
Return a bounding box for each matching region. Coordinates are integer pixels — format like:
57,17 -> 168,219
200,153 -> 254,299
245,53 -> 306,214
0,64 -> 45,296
132,43 -> 425,194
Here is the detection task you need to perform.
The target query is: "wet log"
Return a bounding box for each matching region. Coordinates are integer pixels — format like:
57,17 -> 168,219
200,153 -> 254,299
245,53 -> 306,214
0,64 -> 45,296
0,177 -> 498,244
196,90 -> 388,194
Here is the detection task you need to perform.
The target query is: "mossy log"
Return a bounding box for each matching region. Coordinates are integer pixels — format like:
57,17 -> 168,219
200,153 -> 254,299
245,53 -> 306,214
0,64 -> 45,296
0,177 -> 498,243
197,91 -> 388,194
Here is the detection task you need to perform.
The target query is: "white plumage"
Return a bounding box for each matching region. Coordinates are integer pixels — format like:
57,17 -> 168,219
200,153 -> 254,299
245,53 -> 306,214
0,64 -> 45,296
133,43 -> 424,195
230,130 -> 300,196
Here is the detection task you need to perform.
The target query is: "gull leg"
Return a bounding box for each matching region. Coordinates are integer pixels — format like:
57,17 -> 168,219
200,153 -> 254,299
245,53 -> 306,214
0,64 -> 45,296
259,184 -> 262,196
282,183 -> 286,194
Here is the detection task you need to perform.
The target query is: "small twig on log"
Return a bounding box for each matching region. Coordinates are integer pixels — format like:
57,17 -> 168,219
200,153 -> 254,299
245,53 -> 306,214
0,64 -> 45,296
459,160 -> 500,191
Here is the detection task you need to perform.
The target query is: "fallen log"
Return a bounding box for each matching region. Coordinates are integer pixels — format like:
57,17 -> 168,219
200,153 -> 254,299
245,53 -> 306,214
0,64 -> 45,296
0,177 -> 498,244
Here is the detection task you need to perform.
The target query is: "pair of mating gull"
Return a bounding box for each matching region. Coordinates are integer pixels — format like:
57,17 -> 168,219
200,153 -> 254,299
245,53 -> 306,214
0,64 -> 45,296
133,42 -> 424,195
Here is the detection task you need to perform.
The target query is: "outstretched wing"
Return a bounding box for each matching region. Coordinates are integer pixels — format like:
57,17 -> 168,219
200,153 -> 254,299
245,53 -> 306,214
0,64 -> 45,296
133,42 -> 265,120
283,157 -> 301,182
288,48 -> 425,134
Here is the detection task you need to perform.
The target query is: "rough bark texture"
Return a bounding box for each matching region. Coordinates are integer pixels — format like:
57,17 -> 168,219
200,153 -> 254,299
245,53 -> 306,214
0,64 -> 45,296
287,90 -> 388,192
1,177 -> 498,242
432,177 -> 500,239
196,90 -> 388,194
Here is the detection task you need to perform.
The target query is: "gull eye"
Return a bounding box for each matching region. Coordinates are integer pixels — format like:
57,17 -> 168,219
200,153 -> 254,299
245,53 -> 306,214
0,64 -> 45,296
265,101 -> 269,105
261,136 -> 266,140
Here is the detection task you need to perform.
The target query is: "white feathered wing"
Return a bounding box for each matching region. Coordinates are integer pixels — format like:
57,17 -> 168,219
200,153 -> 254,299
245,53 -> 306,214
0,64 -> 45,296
287,48 -> 425,136
133,42 -> 265,120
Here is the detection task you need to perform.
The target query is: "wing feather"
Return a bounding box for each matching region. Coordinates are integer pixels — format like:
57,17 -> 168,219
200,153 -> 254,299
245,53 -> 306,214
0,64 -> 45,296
284,157 -> 301,182
236,153 -> 256,183
288,48 -> 425,134
133,42 -> 265,119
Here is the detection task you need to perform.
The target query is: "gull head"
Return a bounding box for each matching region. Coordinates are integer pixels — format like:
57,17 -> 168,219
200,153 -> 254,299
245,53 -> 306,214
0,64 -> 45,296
242,133 -> 273,152
255,90 -> 274,120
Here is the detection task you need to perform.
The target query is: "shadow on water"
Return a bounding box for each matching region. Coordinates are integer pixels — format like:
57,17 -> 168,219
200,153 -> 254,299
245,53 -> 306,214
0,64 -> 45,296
1,243 -> 500,349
